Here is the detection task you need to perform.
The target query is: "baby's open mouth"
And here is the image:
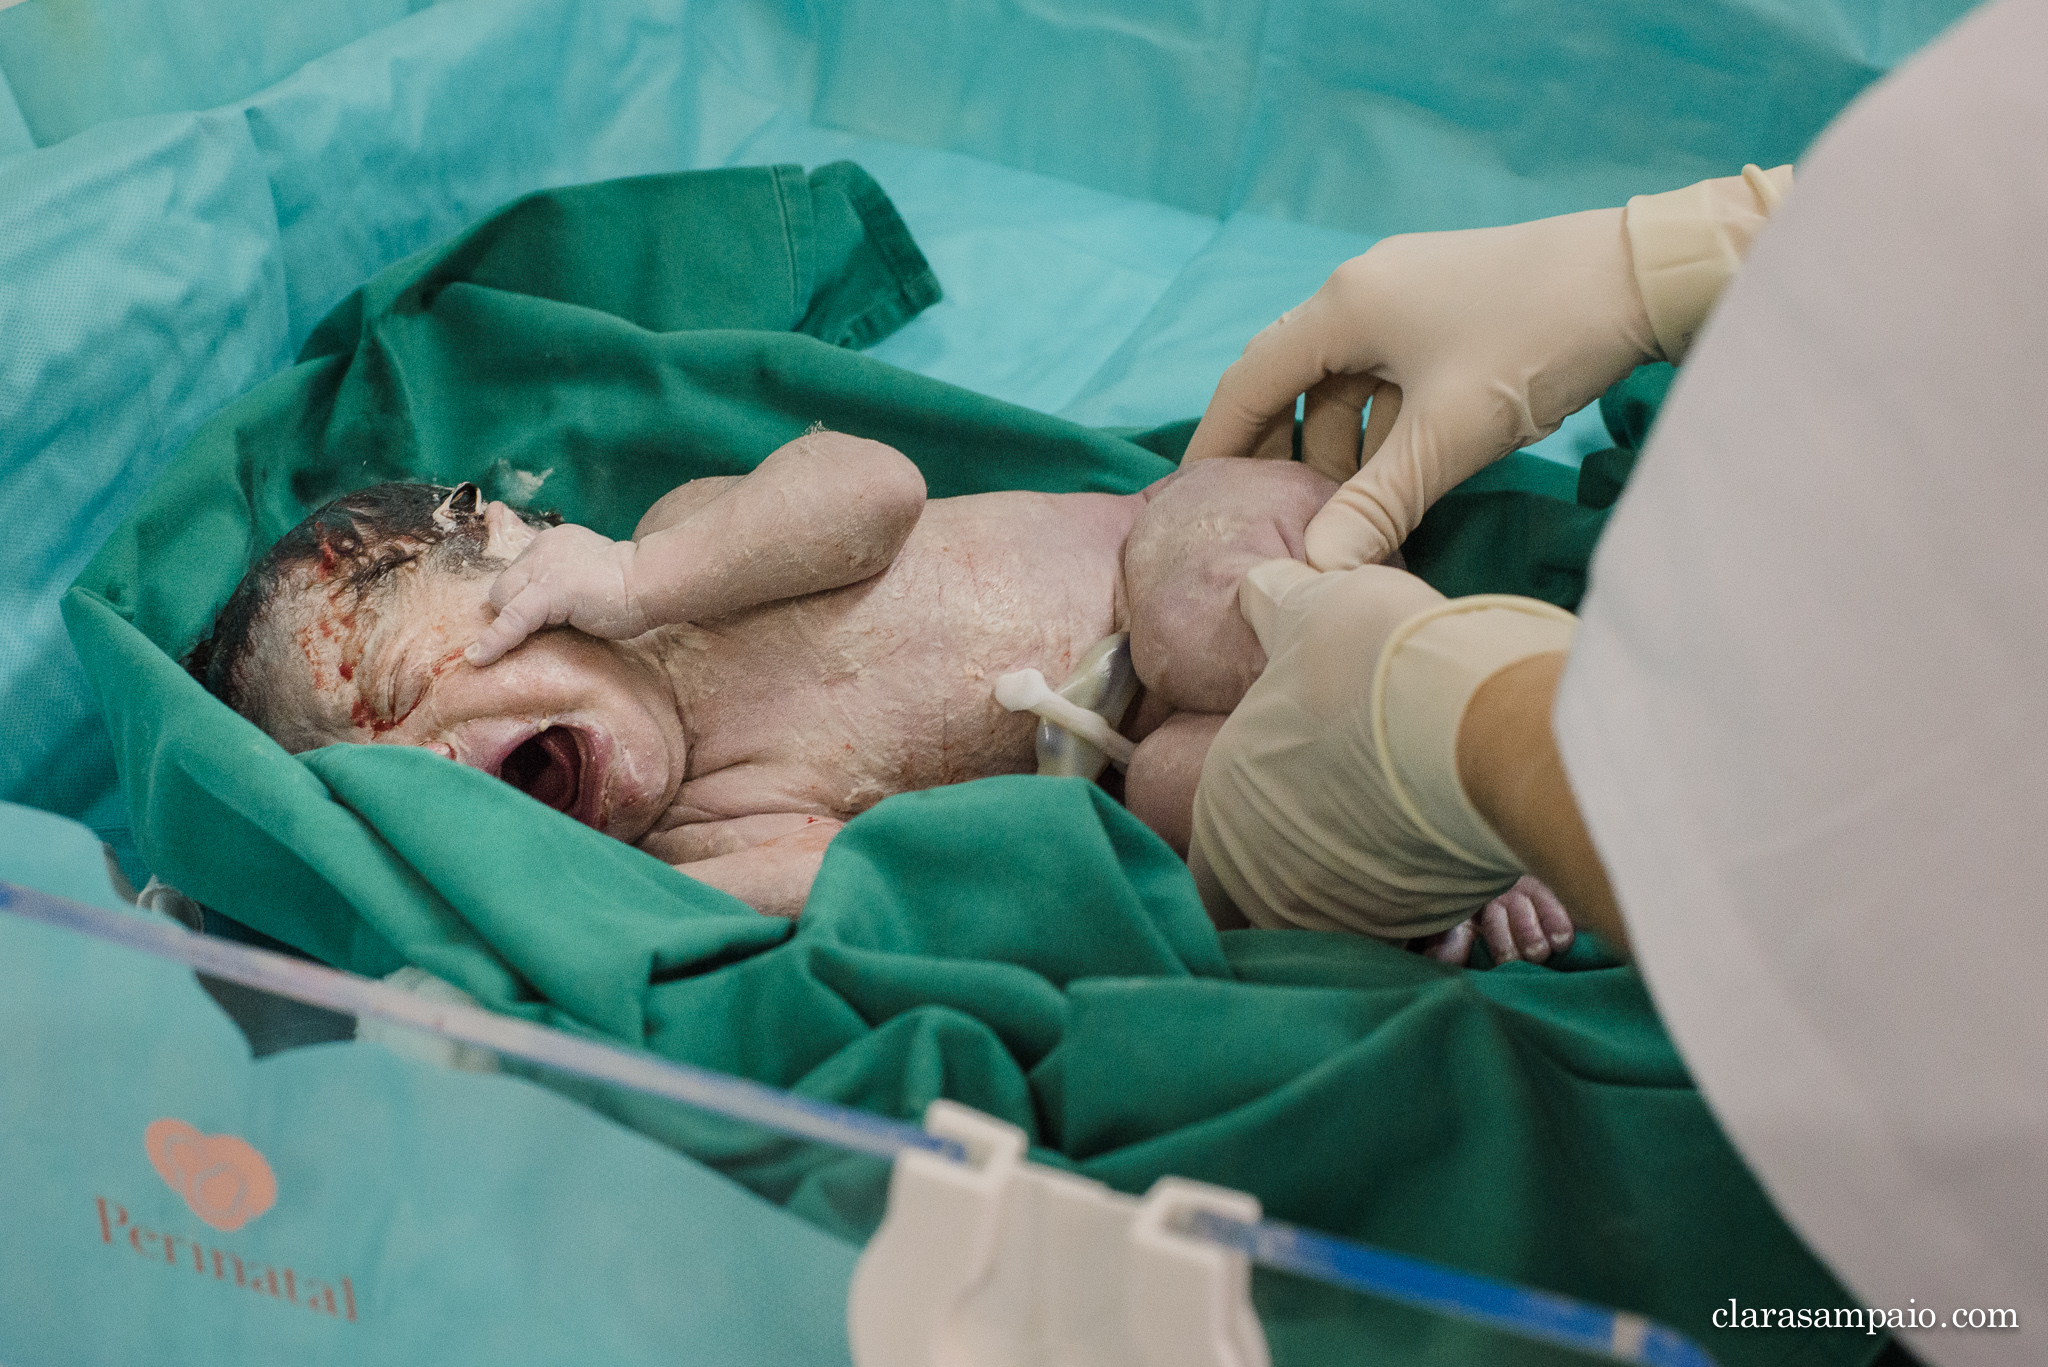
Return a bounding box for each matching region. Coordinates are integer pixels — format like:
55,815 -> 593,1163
492,725 -> 604,828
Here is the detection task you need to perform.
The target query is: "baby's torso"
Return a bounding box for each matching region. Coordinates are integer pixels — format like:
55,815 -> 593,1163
642,489 -> 1138,845
637,458 -> 1336,857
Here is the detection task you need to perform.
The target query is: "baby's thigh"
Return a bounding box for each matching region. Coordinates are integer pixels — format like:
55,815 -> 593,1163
1124,711 -> 1227,858
1122,459 -> 1336,714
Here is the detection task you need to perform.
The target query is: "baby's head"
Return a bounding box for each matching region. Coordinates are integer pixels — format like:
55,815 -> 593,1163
190,482 -> 686,839
189,482 -> 551,749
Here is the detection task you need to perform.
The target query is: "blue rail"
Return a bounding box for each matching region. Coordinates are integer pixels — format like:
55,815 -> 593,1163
0,880 -> 962,1164
1187,1209 -> 1718,1365
2,879 -> 1717,1365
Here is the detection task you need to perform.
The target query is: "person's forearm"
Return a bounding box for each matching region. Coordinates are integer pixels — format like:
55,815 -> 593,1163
1454,652 -> 1629,954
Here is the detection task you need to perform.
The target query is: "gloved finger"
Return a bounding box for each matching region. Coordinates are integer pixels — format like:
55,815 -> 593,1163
1303,403 -> 1430,569
464,586 -> 555,666
1359,380 -> 1401,463
1236,559 -> 1324,652
1414,918 -> 1476,965
1237,561 -> 1446,690
1523,876 -> 1576,954
1249,407 -> 1295,464
1184,291 -> 1372,465
1301,371 -> 1379,484
1309,370 -> 1544,572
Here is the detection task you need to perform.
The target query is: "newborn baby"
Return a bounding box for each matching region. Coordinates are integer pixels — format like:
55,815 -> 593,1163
194,430 -> 1571,960
195,432 -> 1325,909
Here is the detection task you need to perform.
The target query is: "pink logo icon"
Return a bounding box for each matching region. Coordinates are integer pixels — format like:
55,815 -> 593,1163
144,1119 -> 277,1232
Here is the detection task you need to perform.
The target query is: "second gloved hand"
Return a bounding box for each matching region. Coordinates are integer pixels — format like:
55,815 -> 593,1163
1185,209 -> 1659,570
465,524 -> 649,666
1187,560 -> 1576,940
1184,167 -> 1792,570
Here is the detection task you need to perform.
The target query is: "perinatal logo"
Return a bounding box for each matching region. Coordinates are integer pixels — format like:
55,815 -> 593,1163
94,1117 -> 361,1323
145,1118 -> 276,1231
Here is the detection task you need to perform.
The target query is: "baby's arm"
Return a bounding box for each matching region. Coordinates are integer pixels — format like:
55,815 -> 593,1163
629,430 -> 926,615
643,813 -> 846,919
468,431 -> 925,665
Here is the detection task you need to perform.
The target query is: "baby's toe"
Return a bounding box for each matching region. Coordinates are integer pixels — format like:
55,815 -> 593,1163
1505,891 -> 1553,962
1414,919 -> 1477,965
1479,899 -> 1519,962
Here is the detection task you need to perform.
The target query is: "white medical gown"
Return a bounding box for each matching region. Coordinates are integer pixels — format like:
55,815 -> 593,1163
1556,0 -> 2048,1360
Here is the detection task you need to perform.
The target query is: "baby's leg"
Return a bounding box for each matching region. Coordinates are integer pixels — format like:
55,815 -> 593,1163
1123,711 -> 1226,858
1122,459 -> 1337,714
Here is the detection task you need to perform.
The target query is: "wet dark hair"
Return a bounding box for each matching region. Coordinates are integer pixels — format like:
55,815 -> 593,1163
186,481 -> 559,716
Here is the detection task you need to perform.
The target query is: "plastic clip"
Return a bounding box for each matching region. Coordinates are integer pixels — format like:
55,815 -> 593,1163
847,1100 -> 1269,1367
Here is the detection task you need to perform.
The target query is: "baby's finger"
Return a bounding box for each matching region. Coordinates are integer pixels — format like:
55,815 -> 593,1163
464,587 -> 552,666
1523,877 -> 1576,954
485,558 -> 536,611
463,618 -> 524,668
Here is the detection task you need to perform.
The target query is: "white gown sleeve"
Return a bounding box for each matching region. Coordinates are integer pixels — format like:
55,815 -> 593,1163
1554,0 -> 2048,1359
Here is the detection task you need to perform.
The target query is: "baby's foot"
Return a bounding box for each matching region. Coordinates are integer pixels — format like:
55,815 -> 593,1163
1412,875 -> 1575,965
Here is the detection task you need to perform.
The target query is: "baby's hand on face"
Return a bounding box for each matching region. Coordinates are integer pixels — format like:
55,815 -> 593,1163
465,524 -> 648,666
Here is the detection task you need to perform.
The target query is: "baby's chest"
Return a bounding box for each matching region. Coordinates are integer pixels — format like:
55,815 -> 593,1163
664,609 -> 1046,817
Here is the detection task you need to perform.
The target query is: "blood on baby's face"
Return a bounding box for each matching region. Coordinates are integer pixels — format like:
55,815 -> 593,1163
266,501 -> 685,843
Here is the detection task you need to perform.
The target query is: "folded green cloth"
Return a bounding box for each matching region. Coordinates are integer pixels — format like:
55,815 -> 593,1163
66,165 -> 1877,1366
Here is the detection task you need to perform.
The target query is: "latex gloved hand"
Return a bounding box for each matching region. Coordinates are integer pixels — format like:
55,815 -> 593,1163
1184,166 -> 1793,570
466,523 -> 648,666
1187,560 -> 1575,940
